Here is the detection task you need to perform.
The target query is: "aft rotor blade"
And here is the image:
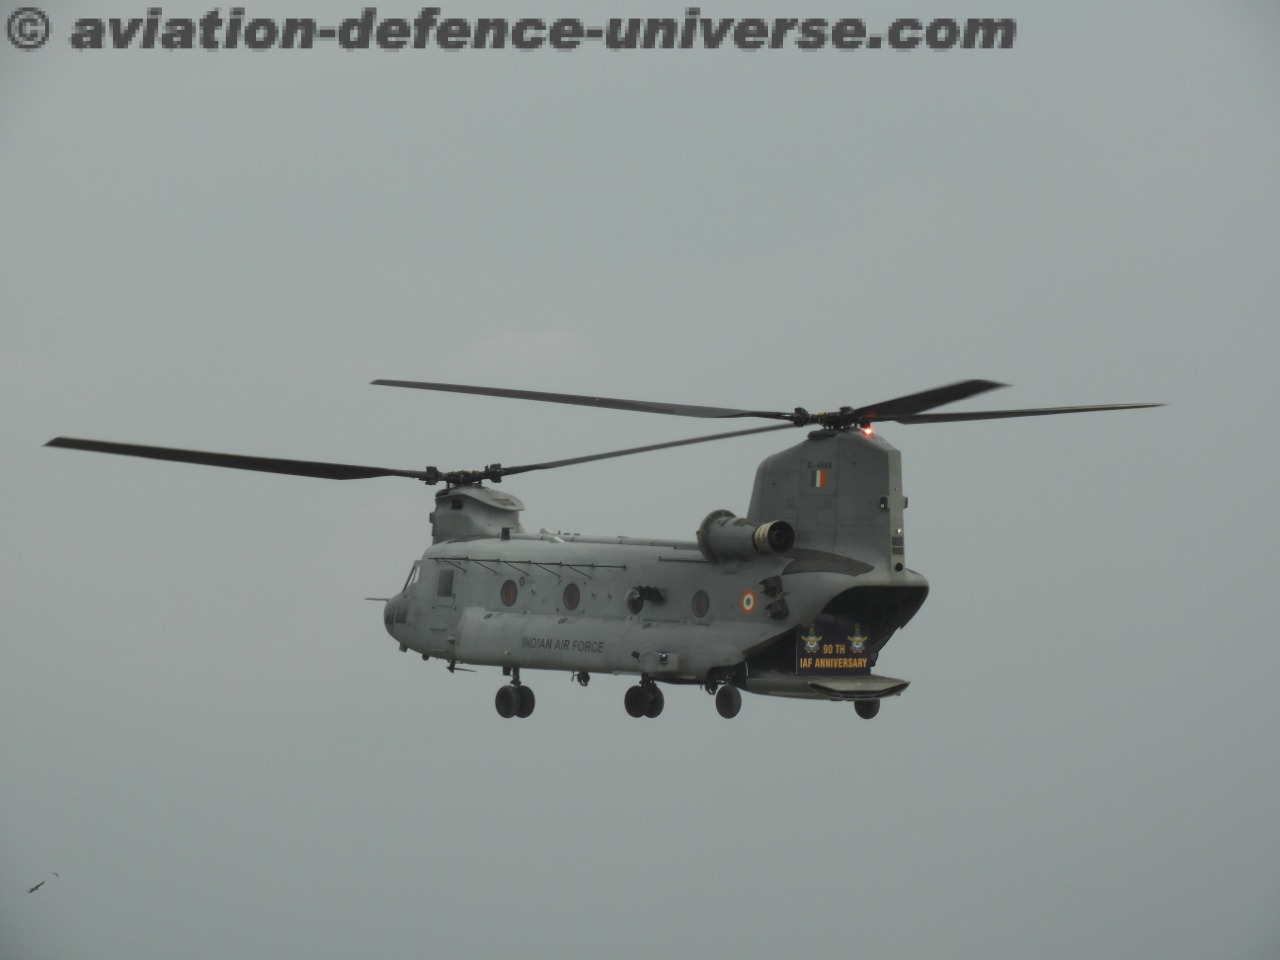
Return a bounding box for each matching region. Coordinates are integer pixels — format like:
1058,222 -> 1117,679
372,379 -> 790,421
848,379 -> 1007,423
894,403 -> 1164,424
499,423 -> 796,478
45,437 -> 433,481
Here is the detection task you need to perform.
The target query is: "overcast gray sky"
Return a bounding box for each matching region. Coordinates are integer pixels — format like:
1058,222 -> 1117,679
3,1 -> 1279,957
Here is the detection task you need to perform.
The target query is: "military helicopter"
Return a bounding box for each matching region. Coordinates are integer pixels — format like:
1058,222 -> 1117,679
46,379 -> 1159,720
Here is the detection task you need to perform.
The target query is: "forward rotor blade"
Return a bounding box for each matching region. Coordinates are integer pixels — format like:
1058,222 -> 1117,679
45,437 -> 432,481
894,403 -> 1164,424
499,423 -> 796,478
848,379 -> 1007,423
372,379 -> 788,421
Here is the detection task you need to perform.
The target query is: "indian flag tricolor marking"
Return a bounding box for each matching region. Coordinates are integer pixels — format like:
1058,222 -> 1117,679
809,468 -> 829,489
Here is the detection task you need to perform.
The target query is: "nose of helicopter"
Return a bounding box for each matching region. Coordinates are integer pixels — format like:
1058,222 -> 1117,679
383,595 -> 402,639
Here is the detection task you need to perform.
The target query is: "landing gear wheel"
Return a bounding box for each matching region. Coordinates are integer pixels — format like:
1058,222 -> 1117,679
516,685 -> 535,718
495,685 -> 517,718
624,685 -> 650,718
855,699 -> 880,720
643,685 -> 665,718
715,685 -> 742,719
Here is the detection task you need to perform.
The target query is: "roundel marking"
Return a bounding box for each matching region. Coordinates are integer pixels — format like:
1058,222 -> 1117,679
740,589 -> 757,614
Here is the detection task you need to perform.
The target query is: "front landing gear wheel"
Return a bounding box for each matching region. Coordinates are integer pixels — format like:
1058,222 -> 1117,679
716,685 -> 742,719
855,699 -> 880,720
624,685 -> 649,718
516,685 -> 536,718
495,685 -> 517,718
644,685 -> 664,718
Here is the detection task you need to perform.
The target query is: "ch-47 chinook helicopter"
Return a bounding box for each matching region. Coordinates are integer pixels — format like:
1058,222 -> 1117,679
47,379 -> 1159,720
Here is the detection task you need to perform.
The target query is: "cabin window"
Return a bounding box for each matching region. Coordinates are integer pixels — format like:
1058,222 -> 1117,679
437,569 -> 454,597
692,590 -> 710,618
403,563 -> 420,592
500,579 -> 518,607
562,583 -> 580,611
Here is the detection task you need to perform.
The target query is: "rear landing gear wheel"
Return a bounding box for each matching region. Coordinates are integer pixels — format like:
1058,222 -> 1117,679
516,685 -> 535,718
624,684 -> 649,718
855,699 -> 880,720
716,685 -> 742,719
495,685 -> 517,718
643,685 -> 664,718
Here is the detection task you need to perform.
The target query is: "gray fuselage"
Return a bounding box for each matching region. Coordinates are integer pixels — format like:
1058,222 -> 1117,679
384,429 -> 929,702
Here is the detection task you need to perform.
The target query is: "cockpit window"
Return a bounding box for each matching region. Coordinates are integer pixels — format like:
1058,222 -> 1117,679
437,569 -> 454,597
403,562 -> 421,592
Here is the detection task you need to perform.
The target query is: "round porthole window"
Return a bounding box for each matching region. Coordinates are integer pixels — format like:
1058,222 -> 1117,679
500,579 -> 518,607
563,583 -> 581,611
692,590 -> 710,618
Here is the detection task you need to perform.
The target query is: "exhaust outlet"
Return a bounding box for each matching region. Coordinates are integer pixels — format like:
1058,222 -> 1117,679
697,510 -> 795,562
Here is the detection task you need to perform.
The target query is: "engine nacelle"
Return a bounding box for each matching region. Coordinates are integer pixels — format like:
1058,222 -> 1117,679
696,510 -> 795,563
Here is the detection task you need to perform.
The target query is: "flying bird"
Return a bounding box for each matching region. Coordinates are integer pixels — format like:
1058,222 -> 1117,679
27,880 -> 45,894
